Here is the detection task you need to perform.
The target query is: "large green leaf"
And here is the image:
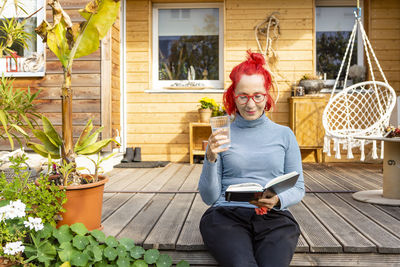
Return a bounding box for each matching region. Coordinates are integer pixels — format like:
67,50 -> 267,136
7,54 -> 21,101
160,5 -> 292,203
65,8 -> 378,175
119,238 -> 135,251
53,226 -> 73,244
32,129 -> 60,156
103,246 -> 117,261
73,235 -> 90,250
0,109 -> 13,149
9,123 -> 28,136
27,142 -> 61,159
74,126 -> 103,153
77,138 -> 117,155
91,229 -> 106,243
74,119 -> 93,151
58,242 -> 78,263
70,250 -> 89,267
130,246 -> 145,260
42,115 -> 63,147
35,0 -> 75,68
74,0 -> 121,59
70,223 -> 89,236
156,254 -> 172,267
105,236 -> 118,248
144,249 -> 159,264
176,260 -> 190,267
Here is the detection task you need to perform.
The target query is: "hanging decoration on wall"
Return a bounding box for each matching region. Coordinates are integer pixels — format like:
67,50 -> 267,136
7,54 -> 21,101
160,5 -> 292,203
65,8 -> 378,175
254,12 -> 281,104
22,52 -> 45,73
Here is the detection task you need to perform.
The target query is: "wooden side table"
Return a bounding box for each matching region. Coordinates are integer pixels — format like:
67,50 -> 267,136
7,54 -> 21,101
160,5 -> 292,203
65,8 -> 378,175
352,136 -> 400,205
189,123 -> 211,164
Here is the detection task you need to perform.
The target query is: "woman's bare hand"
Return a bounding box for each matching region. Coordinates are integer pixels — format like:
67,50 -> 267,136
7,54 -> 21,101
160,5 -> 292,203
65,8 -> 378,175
206,128 -> 230,162
250,191 -> 280,211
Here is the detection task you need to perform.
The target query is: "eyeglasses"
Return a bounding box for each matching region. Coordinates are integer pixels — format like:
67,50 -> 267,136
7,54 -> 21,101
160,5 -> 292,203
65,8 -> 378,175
234,93 -> 267,105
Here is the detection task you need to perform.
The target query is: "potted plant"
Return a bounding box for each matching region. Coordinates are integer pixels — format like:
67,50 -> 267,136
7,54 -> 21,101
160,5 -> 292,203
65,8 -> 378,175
348,64 -> 366,84
28,116 -> 119,230
198,97 -> 218,123
299,73 -> 324,94
27,0 -> 120,230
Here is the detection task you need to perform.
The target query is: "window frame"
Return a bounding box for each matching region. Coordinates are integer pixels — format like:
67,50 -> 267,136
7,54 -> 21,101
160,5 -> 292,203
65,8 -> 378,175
1,0 -> 46,77
151,3 -> 224,92
315,0 -> 364,85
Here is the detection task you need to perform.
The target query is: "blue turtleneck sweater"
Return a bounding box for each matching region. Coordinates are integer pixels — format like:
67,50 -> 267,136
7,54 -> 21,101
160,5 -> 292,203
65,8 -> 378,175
198,114 -> 305,210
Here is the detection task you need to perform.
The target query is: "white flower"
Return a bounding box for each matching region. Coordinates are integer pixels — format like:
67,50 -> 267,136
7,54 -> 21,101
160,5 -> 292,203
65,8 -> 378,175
4,200 -> 26,219
0,206 -> 7,222
3,241 -> 25,255
24,217 -> 44,231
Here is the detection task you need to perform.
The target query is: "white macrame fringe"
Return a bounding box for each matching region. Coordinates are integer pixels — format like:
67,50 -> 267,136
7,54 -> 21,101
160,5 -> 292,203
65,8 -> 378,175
334,139 -> 341,159
372,140 -> 378,159
323,136 -> 331,157
347,141 -> 354,159
360,140 -> 365,161
380,141 -> 384,159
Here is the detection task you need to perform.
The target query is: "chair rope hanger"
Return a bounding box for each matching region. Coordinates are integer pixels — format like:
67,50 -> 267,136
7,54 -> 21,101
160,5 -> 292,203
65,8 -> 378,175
322,1 -> 397,161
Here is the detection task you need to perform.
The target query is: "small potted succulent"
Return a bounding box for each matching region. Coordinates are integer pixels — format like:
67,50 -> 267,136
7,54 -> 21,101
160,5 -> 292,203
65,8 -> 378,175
299,73 -> 324,94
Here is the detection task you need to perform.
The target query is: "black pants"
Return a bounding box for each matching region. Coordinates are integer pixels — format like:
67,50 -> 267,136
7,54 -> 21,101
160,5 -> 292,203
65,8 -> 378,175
199,206 -> 300,267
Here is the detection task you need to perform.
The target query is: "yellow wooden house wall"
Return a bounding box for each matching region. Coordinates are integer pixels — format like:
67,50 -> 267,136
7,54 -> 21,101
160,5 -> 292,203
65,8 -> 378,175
123,0 -> 399,163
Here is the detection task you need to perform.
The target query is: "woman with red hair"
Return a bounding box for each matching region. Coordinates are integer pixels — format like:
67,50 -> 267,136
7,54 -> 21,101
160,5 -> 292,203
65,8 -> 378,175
198,51 -> 304,267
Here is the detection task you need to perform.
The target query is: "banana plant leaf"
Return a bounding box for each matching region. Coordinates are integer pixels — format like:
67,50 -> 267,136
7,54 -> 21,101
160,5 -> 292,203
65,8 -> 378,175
77,139 -> 118,155
75,0 -> 121,58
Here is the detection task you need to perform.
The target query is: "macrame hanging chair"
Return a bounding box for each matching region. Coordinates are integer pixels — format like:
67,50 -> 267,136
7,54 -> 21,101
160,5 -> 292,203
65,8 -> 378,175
322,7 -> 397,161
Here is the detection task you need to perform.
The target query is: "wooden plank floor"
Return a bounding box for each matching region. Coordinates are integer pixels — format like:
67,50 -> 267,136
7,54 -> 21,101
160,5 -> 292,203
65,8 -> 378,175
102,163 -> 400,266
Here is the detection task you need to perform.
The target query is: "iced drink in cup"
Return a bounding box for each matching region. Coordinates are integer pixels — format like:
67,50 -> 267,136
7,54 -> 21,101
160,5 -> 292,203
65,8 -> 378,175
209,115 -> 231,149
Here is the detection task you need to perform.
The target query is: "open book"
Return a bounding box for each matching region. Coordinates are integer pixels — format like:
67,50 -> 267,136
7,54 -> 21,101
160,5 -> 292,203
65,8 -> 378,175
225,171 -> 300,202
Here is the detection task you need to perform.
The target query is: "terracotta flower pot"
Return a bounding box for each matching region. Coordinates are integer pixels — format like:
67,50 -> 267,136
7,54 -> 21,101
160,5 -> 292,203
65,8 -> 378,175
36,175 -> 108,231
198,108 -> 212,123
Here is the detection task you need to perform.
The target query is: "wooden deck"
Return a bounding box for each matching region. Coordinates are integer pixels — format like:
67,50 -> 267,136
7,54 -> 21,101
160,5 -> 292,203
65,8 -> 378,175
101,163 -> 400,266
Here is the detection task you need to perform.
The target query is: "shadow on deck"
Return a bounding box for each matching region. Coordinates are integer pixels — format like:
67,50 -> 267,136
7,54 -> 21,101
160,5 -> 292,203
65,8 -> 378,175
101,163 -> 400,266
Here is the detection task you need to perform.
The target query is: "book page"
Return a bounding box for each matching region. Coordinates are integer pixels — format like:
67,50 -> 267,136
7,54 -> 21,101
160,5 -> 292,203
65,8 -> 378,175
263,171 -> 299,189
226,182 -> 263,192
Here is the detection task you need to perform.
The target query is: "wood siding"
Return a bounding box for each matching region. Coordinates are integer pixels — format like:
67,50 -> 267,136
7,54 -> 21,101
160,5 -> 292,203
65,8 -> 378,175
124,0 -> 399,162
0,0 -> 114,150
369,0 -> 400,93
112,12 -> 121,144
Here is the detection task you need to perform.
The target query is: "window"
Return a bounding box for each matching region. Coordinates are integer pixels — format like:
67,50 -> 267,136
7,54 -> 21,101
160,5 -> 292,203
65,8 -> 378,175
152,3 -> 223,91
316,1 -> 364,88
0,0 -> 45,77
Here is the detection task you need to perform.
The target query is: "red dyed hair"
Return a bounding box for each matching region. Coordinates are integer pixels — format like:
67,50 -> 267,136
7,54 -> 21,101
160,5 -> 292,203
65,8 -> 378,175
223,51 -> 274,115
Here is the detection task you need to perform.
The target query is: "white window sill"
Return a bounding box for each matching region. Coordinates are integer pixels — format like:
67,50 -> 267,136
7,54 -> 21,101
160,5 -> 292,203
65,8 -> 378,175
2,72 -> 45,78
145,88 -> 225,93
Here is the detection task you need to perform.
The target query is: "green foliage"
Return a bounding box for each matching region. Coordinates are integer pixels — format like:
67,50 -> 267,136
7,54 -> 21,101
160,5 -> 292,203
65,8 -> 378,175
24,223 -> 190,267
28,116 -> 119,159
300,73 -> 320,81
27,116 -> 119,185
35,0 -> 120,69
0,155 -> 66,226
198,97 -> 218,110
211,104 -> 226,117
0,75 -> 40,150
159,35 -> 219,81
0,1 -> 34,58
316,31 -> 357,79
